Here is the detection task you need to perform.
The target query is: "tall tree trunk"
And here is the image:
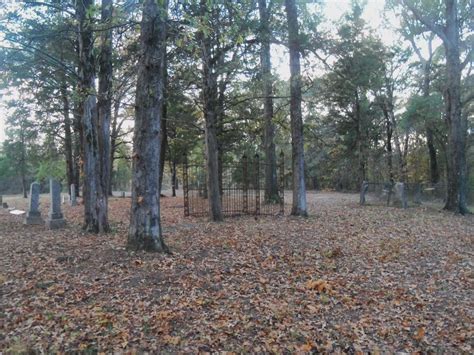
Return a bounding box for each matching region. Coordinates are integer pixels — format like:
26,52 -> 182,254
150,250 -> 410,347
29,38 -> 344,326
61,84 -> 74,193
97,0 -> 112,215
128,0 -> 168,252
383,105 -> 394,180
259,0 -> 278,201
422,57 -> 439,184
200,1 -> 223,221
170,158 -> 177,197
159,55 -> 168,195
285,0 -> 307,216
72,99 -> 82,198
443,0 -> 467,213
77,0 -> 108,232
354,90 -> 366,185
20,127 -> 27,198
108,98 -> 120,196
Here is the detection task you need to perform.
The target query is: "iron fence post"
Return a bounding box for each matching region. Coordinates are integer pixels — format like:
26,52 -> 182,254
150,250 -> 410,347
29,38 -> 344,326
279,151 -> 285,215
255,153 -> 260,216
243,154 -> 248,214
183,153 -> 189,217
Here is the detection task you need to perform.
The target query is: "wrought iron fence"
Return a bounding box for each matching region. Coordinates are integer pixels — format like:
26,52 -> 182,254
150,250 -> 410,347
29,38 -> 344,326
360,181 -> 473,209
183,153 -> 285,217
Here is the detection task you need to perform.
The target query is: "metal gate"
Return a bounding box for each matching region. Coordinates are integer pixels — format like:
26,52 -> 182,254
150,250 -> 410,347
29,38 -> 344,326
183,153 -> 285,217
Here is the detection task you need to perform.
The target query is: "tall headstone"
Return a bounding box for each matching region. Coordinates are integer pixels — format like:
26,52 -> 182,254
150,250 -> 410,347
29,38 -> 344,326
395,182 -> 408,209
0,195 -> 2,205
359,181 -> 369,205
70,184 -> 77,206
24,182 -> 44,225
46,179 -> 66,229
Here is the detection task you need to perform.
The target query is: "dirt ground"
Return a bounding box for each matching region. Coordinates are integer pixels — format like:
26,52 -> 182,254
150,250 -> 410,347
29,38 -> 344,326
1,191 -> 473,352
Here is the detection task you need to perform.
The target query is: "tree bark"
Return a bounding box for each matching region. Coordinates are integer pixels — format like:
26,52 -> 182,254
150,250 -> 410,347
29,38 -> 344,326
159,55 -> 168,195
108,99 -> 120,196
98,0 -> 113,205
61,84 -> 74,194
200,0 -> 223,221
285,0 -> 307,216
77,0 -> 109,232
259,0 -> 278,201
72,99 -> 82,198
128,0 -> 169,252
443,0 -> 467,213
354,90 -> 366,185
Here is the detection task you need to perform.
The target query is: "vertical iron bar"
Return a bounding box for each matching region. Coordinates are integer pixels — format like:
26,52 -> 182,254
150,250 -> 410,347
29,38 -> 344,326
279,151 -> 285,215
255,153 -> 260,216
243,154 -> 248,214
183,153 -> 189,217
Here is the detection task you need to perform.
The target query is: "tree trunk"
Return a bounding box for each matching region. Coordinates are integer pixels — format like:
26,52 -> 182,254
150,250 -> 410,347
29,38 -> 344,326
421,57 -> 440,184
354,90 -> 366,185
259,0 -> 278,202
108,96 -> 122,196
426,128 -> 439,183
170,159 -> 177,197
159,53 -> 168,195
443,0 -> 467,213
98,0 -> 113,204
72,100 -> 82,198
383,106 -> 394,180
61,84 -> 74,194
77,0 -> 108,232
20,128 -> 27,198
285,0 -> 307,216
128,0 -> 169,252
200,1 -> 223,221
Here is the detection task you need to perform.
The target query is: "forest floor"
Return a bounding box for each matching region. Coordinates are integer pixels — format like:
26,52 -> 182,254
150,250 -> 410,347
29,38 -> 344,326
1,192 -> 473,353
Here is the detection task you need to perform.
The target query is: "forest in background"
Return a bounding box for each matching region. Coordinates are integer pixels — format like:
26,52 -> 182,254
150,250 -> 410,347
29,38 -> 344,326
0,0 -> 472,243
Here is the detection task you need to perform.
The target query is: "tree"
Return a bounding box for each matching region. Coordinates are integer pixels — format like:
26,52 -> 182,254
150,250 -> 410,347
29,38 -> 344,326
97,0 -> 113,210
402,0 -> 470,213
127,0 -> 169,252
3,101 -> 38,197
285,0 -> 307,216
77,0 -> 109,232
258,0 -> 278,201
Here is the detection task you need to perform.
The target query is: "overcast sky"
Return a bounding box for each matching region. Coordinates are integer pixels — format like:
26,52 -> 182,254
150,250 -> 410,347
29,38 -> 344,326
0,0 -> 391,144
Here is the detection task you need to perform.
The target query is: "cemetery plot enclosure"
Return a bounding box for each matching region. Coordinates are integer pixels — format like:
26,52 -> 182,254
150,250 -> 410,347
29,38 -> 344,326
361,182 -> 474,209
183,154 -> 285,217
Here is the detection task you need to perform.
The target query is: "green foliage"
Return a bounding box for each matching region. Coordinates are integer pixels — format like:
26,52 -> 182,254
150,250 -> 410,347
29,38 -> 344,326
36,159 -> 66,183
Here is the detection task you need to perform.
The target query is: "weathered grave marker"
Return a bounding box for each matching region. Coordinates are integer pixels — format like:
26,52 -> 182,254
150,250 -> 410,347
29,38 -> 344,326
360,181 -> 369,205
46,179 -> 66,229
395,182 -> 408,209
70,184 -> 77,206
24,182 -> 44,225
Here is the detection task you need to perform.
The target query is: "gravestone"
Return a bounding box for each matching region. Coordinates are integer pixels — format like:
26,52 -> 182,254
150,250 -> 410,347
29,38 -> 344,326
24,182 -> 44,225
0,195 -> 2,205
394,182 -> 408,209
46,179 -> 66,229
121,191 -> 125,198
70,184 -> 77,206
2,202 -> 8,208
359,181 -> 369,205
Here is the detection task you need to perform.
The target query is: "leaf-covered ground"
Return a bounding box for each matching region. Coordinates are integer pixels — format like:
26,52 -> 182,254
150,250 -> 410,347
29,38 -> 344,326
1,192 -> 473,353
